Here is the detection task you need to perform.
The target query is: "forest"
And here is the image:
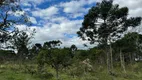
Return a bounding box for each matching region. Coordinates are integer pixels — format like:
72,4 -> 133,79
0,0 -> 142,80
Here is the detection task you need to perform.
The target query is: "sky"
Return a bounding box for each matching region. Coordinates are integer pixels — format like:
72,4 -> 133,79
16,0 -> 142,49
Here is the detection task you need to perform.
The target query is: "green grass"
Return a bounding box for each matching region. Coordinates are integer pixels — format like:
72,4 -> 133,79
0,69 -> 39,80
0,62 -> 142,80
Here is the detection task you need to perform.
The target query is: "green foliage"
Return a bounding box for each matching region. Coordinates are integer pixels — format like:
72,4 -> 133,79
0,56 -> 142,80
113,32 -> 142,61
89,48 -> 105,63
74,50 -> 88,61
36,40 -> 73,79
0,50 -> 16,62
37,48 -> 72,70
43,40 -> 62,49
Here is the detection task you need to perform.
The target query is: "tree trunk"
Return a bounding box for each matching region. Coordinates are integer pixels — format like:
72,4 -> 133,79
110,44 -> 113,70
107,49 -> 111,73
129,53 -> 133,67
55,65 -> 59,80
120,49 -> 126,73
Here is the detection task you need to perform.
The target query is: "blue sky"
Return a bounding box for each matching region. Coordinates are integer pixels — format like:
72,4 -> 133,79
22,0 -> 96,26
15,0 -> 142,49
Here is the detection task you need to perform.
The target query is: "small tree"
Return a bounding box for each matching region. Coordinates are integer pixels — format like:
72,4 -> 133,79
37,40 -> 72,80
70,44 -> 77,58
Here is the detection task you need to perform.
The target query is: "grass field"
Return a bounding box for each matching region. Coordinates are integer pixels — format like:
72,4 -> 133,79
0,61 -> 142,80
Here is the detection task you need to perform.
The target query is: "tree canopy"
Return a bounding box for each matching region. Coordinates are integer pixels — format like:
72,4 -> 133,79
77,0 -> 141,45
0,0 -> 29,43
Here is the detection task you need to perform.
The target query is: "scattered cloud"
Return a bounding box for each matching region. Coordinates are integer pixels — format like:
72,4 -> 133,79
31,19 -> 82,44
16,0 -> 142,49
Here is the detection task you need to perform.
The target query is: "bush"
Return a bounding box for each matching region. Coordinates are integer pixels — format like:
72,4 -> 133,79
36,72 -> 53,80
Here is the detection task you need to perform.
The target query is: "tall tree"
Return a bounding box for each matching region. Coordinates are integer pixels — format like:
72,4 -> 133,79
77,0 -> 141,73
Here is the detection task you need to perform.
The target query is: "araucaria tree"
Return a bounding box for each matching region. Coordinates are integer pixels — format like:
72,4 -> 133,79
77,0 -> 141,73
10,29 -> 35,60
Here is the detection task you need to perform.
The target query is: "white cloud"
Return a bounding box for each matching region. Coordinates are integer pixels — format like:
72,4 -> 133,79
114,0 -> 142,10
27,19 -> 91,49
32,6 -> 59,19
21,0 -> 45,5
113,0 -> 142,17
62,36 -> 94,49
51,17 -> 68,23
60,1 -> 84,14
8,11 -> 25,17
29,17 -> 37,24
60,0 -> 97,18
15,25 -> 28,31
31,19 -> 82,40
22,3 -> 32,7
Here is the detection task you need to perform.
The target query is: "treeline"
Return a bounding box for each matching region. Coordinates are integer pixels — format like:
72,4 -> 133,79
1,32 -> 142,79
